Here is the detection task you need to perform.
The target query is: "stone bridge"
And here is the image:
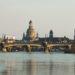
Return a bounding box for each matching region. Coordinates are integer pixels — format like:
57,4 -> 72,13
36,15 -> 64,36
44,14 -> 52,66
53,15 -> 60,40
0,43 -> 73,53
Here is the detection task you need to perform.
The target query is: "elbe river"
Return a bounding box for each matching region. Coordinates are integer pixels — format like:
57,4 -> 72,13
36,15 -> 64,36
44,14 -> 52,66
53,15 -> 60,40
0,52 -> 75,75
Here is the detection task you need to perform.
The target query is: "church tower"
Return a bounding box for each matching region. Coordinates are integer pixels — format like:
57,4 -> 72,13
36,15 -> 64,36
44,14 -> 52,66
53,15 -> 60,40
26,20 -> 37,41
49,30 -> 53,41
74,28 -> 75,40
49,30 -> 53,42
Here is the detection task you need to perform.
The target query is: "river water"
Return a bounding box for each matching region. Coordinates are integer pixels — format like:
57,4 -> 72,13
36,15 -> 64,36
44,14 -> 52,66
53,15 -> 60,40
0,52 -> 75,75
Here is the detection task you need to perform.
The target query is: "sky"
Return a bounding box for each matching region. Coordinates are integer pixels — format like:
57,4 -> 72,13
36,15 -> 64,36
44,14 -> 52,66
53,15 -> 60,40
0,0 -> 75,39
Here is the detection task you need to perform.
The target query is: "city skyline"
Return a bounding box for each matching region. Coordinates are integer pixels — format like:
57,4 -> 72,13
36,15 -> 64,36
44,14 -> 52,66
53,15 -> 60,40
0,0 -> 75,39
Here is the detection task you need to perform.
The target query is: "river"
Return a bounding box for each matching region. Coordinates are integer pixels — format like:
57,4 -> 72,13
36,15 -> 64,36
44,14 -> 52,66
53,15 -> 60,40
0,52 -> 75,75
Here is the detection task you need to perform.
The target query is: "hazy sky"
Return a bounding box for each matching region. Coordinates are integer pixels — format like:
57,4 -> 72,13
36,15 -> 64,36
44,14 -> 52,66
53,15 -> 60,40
0,0 -> 75,39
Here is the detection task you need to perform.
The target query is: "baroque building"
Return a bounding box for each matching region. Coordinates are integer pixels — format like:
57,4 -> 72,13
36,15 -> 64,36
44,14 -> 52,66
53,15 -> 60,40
22,20 -> 70,44
22,20 -> 37,42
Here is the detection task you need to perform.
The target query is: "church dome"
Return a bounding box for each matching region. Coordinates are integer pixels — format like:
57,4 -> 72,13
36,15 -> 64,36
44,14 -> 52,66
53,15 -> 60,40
26,20 -> 37,41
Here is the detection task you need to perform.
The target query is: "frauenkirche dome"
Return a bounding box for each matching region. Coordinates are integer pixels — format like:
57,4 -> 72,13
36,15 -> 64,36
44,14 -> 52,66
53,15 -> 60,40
26,20 -> 37,41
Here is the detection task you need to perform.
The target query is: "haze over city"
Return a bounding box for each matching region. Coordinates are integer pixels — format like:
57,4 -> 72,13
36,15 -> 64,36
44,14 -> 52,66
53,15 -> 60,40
0,0 -> 75,39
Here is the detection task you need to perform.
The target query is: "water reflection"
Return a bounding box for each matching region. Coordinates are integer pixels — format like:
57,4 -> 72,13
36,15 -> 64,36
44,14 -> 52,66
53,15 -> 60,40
0,53 -> 75,75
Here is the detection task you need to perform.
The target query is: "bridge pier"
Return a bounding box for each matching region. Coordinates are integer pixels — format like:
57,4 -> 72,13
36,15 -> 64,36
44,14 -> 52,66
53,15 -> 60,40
68,45 -> 72,50
2,47 -> 7,52
2,47 -> 11,52
28,45 -> 32,53
44,47 -> 49,53
42,42 -> 50,53
25,45 -> 32,53
7,47 -> 12,52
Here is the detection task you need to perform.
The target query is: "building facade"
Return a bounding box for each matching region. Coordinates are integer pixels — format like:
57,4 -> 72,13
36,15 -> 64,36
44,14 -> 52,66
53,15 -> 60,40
22,20 -> 70,44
